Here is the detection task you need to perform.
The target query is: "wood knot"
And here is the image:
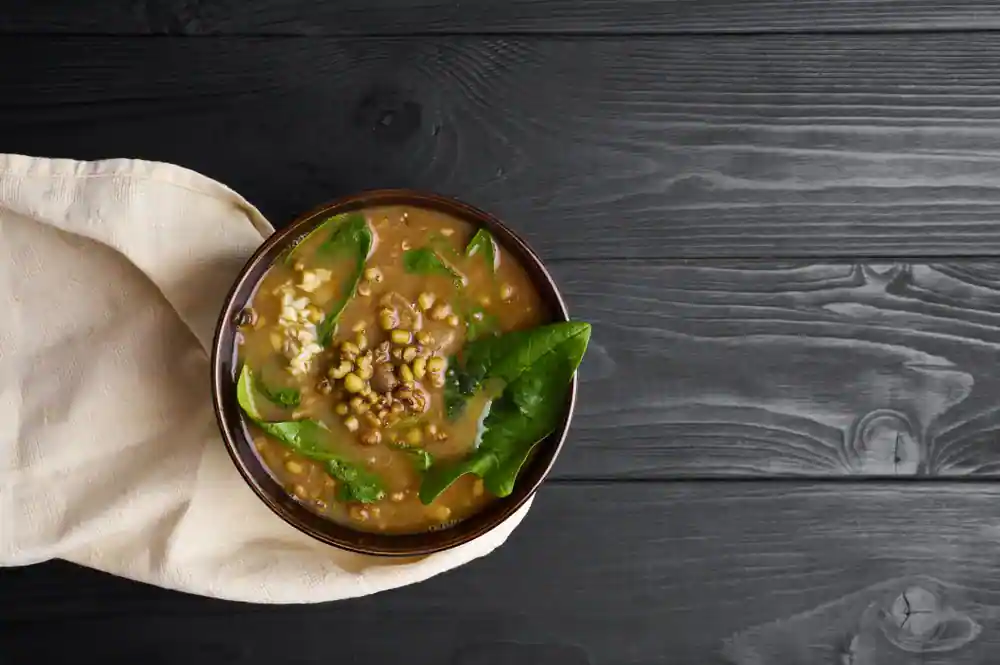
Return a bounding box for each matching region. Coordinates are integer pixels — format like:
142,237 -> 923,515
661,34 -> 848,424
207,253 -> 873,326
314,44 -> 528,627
353,87 -> 423,144
848,409 -> 923,475
859,263 -> 911,290
878,586 -> 981,653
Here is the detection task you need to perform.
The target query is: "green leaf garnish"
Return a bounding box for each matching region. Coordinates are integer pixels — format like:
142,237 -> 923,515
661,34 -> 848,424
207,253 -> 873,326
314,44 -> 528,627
255,376 -> 301,409
403,248 -> 465,284
392,444 -> 434,472
443,353 -> 480,419
418,321 -> 591,504
465,229 -> 498,272
236,366 -> 385,503
420,453 -> 497,503
295,213 -> 373,347
326,459 -> 386,504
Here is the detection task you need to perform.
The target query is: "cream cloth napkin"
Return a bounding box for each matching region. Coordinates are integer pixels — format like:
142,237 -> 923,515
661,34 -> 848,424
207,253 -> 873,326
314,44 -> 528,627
0,154 -> 530,603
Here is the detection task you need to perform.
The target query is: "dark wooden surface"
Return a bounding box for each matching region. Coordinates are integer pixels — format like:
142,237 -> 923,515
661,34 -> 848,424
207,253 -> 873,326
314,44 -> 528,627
5,2 -> 1000,664
11,34 -> 1000,258
8,0 -> 1000,34
7,484 -> 1000,664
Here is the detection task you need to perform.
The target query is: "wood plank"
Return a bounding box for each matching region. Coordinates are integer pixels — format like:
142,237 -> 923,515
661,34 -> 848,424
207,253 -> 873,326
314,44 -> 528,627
5,0 -> 1000,34
4,35 -> 1000,258
3,482 -> 1000,664
4,37 -> 1000,476
553,260 -> 1000,478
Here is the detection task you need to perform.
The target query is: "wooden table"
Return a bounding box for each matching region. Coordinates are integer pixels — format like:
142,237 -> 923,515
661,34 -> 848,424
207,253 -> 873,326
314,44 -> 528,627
5,2 -> 1000,663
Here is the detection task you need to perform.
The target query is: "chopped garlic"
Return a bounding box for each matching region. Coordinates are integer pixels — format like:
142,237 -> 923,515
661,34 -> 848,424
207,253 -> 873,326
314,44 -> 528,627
275,283 -> 323,375
297,268 -> 333,293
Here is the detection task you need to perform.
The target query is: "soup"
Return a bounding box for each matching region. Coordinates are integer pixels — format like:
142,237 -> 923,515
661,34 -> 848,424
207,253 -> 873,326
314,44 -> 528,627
234,204 -> 589,534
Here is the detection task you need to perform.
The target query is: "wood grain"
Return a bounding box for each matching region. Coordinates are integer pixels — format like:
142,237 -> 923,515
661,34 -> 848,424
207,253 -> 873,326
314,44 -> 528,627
5,5 -> 1000,663
3,36 -> 1000,258
4,482 -> 1000,664
5,0 -> 1000,34
552,260 -> 1000,478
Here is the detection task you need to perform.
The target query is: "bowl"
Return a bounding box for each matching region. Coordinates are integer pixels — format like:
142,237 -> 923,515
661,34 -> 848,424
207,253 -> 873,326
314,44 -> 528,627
211,189 -> 576,556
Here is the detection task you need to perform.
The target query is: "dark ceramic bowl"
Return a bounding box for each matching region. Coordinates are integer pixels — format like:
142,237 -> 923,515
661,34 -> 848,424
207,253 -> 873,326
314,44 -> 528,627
211,190 -> 576,556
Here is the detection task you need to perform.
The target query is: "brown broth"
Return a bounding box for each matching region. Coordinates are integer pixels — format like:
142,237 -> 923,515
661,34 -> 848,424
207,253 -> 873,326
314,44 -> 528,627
236,205 -> 547,534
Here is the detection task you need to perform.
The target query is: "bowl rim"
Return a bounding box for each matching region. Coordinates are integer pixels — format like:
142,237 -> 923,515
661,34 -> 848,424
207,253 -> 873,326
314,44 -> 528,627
211,189 -> 576,557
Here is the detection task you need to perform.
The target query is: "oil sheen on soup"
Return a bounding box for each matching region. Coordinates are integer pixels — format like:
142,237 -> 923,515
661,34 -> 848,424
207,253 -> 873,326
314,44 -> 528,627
236,206 -> 547,534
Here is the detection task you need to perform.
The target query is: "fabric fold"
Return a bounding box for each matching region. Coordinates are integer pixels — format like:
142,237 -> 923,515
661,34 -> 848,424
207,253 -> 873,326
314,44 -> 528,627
0,154 -> 529,603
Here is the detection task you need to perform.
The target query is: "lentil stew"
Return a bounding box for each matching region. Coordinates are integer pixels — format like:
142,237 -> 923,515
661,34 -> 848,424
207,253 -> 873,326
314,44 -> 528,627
232,204 -> 589,535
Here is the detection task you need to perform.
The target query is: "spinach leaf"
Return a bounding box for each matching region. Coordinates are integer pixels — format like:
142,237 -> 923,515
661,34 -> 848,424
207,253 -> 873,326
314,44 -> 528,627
443,354 -> 480,419
420,453 -> 497,503
403,248 -> 465,284
236,366 -> 386,503
410,449 -> 434,471
419,321 -> 590,503
255,375 -> 301,409
255,419 -> 329,455
447,321 -> 590,414
303,213 -> 373,347
392,444 -> 434,472
327,459 -> 386,504
462,323 -> 590,388
478,346 -> 577,496
287,212 -> 363,263
465,229 -> 498,272
316,212 -> 370,256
